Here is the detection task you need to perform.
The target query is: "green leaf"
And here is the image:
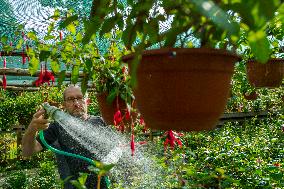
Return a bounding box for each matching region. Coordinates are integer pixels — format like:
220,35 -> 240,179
71,65 -> 79,84
39,50 -> 51,62
99,16 -> 118,37
106,89 -> 118,104
59,15 -> 79,29
248,30 -> 271,63
67,23 -> 76,35
81,73 -> 88,95
1,36 -> 8,43
29,57 -> 40,76
85,58 -> 93,72
83,17 -> 101,44
15,39 -> 24,50
27,32 -> 38,41
58,70 -> 66,87
50,60 -> 60,73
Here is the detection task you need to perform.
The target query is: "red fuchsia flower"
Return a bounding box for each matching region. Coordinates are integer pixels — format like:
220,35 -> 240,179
9,41 -> 12,47
125,108 -> 131,120
3,58 -> 6,68
2,74 -> 6,90
22,49 -> 26,64
113,109 -> 123,126
163,130 -> 183,151
118,122 -> 125,132
34,63 -> 54,86
139,117 -> 145,125
26,45 -> 30,61
42,63 -> 55,85
131,134 -> 135,156
59,31 -> 63,41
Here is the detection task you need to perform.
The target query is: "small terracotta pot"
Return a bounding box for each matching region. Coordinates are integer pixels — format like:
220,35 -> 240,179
96,93 -> 137,132
243,91 -> 258,100
246,59 -> 284,88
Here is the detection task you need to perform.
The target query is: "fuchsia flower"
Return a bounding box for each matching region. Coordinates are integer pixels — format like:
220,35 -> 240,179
274,162 -> 281,167
131,134 -> 135,156
9,41 -> 12,47
113,109 -> 123,126
59,31 -> 63,41
2,75 -> 6,90
22,49 -> 26,64
163,130 -> 183,151
125,108 -> 131,120
34,63 -> 55,86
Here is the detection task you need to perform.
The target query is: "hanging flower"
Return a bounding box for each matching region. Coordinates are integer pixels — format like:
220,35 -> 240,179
125,108 -> 131,120
59,31 -> 63,41
113,109 -> 123,126
131,134 -> 135,156
2,74 -> 6,90
22,49 -> 26,65
3,58 -> 6,68
163,130 -> 183,151
33,63 -> 55,86
9,41 -> 12,47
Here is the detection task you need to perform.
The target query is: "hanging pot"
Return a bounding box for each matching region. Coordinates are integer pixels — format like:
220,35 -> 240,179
243,91 -> 258,101
122,48 -> 239,131
246,59 -> 284,88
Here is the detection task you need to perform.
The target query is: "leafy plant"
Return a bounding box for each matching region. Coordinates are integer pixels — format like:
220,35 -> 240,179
5,170 -> 28,189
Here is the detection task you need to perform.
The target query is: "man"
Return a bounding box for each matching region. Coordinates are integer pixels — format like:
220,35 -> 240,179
22,85 -> 109,189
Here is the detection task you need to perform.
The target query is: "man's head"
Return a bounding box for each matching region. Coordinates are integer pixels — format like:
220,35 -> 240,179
63,85 -> 88,119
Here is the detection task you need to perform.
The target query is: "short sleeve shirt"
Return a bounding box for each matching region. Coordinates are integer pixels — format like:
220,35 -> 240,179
36,116 -> 109,189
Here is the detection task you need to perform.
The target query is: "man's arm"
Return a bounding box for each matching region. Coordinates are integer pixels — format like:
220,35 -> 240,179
22,108 -> 49,157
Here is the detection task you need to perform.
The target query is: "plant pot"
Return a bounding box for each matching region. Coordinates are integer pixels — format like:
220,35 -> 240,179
243,91 -> 258,100
122,48 -> 239,131
96,93 -> 137,131
246,59 -> 284,88
96,92 -> 127,125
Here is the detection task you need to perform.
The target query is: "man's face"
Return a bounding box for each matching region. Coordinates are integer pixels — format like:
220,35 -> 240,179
63,87 -> 87,118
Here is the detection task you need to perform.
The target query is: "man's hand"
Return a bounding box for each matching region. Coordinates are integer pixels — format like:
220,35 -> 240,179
28,108 -> 49,132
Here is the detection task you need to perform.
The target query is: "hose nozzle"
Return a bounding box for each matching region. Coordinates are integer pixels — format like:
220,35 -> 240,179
42,102 -> 60,119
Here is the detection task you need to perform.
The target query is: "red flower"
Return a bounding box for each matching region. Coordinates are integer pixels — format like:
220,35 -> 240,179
125,108 -> 131,120
9,41 -> 12,47
113,109 -> 122,126
139,117 -> 145,125
2,74 -> 6,90
59,31 -> 63,41
34,63 -> 55,86
22,49 -> 26,65
131,134 -> 135,156
163,130 -> 183,151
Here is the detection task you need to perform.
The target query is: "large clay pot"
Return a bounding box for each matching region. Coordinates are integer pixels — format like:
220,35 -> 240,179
246,59 -> 284,88
243,91 -> 258,101
122,48 -> 239,131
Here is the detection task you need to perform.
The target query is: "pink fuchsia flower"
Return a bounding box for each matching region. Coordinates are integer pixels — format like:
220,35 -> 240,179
131,134 -> 135,156
22,49 -> 26,64
163,130 -> 183,151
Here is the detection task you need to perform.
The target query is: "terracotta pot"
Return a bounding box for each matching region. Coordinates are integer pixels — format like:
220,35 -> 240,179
243,91 -> 258,100
96,93 -> 127,125
122,48 -> 239,131
246,59 -> 284,88
96,93 -> 137,131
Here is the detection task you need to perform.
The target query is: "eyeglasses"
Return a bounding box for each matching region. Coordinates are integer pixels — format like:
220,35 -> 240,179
65,96 -> 84,103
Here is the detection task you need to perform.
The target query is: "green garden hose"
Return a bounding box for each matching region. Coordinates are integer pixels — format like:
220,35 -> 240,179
39,130 -> 95,165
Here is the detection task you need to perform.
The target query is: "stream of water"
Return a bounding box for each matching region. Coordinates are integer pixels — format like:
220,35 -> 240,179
50,108 -> 165,188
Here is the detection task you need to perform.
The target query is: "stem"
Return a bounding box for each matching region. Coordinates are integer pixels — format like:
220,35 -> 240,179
97,175 -> 101,189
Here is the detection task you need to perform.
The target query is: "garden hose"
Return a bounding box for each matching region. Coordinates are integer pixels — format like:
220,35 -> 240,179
39,130 -> 95,165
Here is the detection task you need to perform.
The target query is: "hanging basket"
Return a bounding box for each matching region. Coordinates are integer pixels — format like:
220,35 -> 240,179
243,91 -> 258,101
122,48 -> 239,131
246,59 -> 284,88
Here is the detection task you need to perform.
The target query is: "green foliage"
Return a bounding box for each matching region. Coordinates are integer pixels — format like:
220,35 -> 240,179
4,170 -> 28,189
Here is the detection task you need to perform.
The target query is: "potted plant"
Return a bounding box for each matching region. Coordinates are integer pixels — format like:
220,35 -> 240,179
79,0 -> 282,131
